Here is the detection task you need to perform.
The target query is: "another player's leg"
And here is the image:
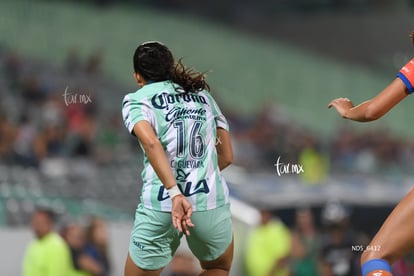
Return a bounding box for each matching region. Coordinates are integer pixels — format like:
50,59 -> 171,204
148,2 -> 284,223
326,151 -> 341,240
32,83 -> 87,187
361,189 -> 414,276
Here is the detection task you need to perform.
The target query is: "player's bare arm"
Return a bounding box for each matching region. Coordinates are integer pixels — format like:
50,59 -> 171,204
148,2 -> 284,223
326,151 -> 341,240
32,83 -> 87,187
133,121 -> 194,236
328,78 -> 408,122
216,127 -> 233,171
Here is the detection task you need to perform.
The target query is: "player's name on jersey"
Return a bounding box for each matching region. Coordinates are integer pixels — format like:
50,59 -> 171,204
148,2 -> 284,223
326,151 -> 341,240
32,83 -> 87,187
170,159 -> 204,169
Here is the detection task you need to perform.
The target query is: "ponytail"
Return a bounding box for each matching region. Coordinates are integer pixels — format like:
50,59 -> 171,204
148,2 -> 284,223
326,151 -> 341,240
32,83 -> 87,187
170,59 -> 210,93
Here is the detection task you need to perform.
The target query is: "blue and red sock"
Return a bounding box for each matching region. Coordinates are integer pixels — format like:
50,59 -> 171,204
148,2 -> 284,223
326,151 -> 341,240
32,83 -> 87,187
362,259 -> 393,276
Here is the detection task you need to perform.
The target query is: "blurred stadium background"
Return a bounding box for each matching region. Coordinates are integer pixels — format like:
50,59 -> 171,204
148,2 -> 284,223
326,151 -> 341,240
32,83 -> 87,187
2,0 -> 414,275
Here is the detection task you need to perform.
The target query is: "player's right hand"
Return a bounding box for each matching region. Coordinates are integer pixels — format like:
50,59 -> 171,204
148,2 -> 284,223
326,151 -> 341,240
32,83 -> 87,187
328,97 -> 354,118
171,194 -> 194,236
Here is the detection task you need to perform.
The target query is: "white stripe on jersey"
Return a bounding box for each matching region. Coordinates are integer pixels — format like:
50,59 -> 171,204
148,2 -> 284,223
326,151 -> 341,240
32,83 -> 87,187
142,166 -> 154,210
206,158 -> 217,210
122,94 -> 134,134
122,81 -> 230,212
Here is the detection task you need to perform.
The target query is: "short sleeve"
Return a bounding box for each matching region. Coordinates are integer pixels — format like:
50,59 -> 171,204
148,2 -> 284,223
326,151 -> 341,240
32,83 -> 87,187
207,93 -> 229,131
397,58 -> 414,94
122,94 -> 153,136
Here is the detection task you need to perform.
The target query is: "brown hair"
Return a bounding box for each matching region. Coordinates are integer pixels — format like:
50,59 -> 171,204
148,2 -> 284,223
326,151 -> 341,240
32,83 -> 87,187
133,41 -> 209,93
171,58 -> 210,93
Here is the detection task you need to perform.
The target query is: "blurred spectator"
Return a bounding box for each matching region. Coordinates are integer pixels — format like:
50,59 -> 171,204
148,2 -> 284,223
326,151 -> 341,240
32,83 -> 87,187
298,134 -> 329,185
35,122 -> 69,177
13,114 -> 37,167
96,113 -> 122,164
61,90 -> 98,178
22,207 -> 72,276
66,101 -> 97,159
21,73 -> 48,105
0,112 -> 17,164
393,251 -> 414,276
4,50 -> 23,89
65,48 -> 82,75
85,217 -> 111,276
42,92 -> 66,126
319,201 -> 362,276
33,123 -> 66,160
245,209 -> 291,276
84,49 -> 103,75
61,222 -> 104,276
290,207 -> 320,276
329,126 -> 361,173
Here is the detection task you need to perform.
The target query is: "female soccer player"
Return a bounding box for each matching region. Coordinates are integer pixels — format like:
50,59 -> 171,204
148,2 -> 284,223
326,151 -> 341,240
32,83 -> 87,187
122,41 -> 234,276
328,32 -> 414,276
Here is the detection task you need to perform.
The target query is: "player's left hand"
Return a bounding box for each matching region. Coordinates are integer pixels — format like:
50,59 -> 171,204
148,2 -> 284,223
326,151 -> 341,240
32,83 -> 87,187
328,97 -> 354,118
171,194 -> 195,236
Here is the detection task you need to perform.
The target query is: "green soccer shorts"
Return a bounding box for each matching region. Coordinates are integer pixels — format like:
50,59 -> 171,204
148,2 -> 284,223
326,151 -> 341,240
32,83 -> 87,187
128,203 -> 232,270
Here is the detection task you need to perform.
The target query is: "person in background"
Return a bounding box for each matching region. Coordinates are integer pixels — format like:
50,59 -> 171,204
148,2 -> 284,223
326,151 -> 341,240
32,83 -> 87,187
245,209 -> 291,276
33,123 -> 66,161
298,135 -> 329,185
61,222 -> 104,276
319,201 -> 360,276
22,207 -> 72,276
85,217 -> 111,276
290,207 -> 320,276
0,112 -> 17,164
328,31 -> 414,276
96,113 -> 122,164
13,114 -> 37,167
65,48 -> 81,75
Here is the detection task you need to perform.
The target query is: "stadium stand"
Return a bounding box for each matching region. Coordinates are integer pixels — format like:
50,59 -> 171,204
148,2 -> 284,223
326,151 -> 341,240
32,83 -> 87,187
3,1 -> 414,275
1,0 -> 414,224
0,0 -> 402,136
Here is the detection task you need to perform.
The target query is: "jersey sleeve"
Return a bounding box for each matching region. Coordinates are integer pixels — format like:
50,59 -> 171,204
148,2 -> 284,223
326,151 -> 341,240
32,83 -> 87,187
397,58 -> 414,94
206,92 -> 229,131
122,93 -> 154,136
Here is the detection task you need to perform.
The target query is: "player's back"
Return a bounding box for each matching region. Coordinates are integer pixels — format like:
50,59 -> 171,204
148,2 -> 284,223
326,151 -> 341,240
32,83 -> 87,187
122,80 -> 230,212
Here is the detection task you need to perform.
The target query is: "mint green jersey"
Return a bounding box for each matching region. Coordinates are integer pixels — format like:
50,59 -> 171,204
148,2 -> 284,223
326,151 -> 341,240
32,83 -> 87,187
122,81 -> 230,212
